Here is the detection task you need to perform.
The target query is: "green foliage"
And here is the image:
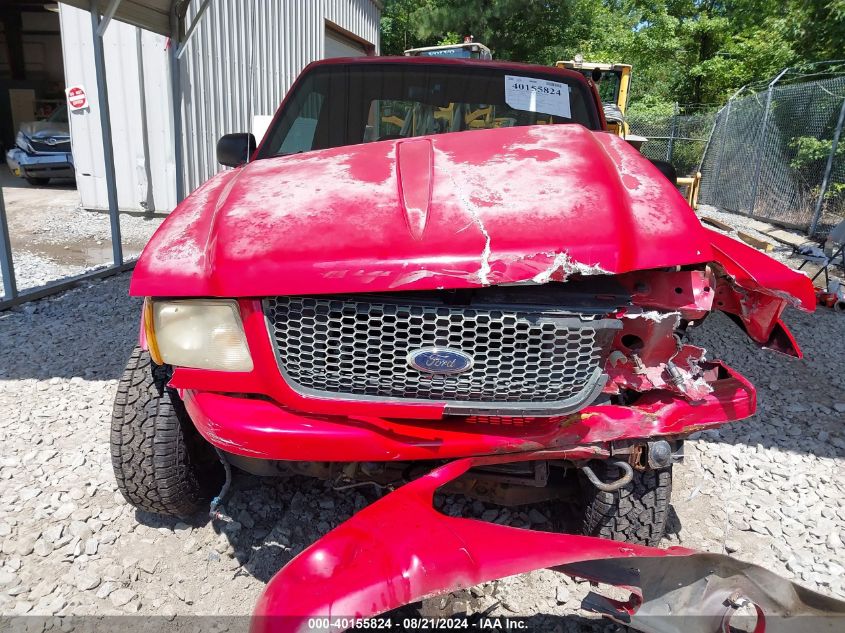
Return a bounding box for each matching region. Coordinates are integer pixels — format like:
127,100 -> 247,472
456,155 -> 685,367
379,0 -> 845,107
626,95 -> 676,118
380,0 -> 430,55
788,136 -> 845,205
789,136 -> 845,171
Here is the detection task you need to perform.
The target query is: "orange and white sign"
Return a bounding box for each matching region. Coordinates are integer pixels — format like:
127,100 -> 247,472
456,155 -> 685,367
66,85 -> 88,111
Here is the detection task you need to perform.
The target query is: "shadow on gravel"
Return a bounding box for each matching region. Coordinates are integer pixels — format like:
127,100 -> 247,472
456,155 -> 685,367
140,467 -> 639,630
134,472 -> 385,584
0,272 -> 140,380
133,509 -> 211,532
154,464 -> 681,599
664,506 -> 683,540
0,170 -> 76,190
687,308 -> 845,459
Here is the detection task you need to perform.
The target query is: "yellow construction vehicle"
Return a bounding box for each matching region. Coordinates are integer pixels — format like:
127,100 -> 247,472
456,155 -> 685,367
555,56 -> 641,146
556,56 -> 701,209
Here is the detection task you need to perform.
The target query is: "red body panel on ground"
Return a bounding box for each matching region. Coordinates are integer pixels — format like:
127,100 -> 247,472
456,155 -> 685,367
251,455 -> 845,633
251,455 -> 692,632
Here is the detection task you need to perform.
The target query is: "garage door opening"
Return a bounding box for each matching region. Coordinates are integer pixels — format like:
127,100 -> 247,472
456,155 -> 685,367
325,21 -> 373,59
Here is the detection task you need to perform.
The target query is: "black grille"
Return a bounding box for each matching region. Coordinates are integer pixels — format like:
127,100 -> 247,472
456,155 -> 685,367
28,138 -> 71,153
264,294 -> 620,415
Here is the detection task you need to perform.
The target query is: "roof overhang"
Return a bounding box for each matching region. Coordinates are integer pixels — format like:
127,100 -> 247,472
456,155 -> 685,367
59,0 -> 190,39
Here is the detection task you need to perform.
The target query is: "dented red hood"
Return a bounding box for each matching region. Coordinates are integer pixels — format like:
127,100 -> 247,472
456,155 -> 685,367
131,125 -> 714,296
130,125 -> 791,300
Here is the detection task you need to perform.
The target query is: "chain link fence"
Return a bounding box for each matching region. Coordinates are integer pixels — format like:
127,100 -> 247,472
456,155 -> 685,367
628,70 -> 845,238
699,73 -> 845,236
628,106 -> 717,179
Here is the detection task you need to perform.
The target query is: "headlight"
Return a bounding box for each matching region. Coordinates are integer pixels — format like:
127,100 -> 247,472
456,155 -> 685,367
145,299 -> 253,372
16,131 -> 33,153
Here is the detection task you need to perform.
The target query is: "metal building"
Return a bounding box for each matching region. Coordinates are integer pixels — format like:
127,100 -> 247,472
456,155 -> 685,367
59,0 -> 381,213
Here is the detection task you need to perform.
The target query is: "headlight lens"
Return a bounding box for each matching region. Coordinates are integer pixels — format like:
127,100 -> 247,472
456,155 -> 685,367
147,299 -> 253,372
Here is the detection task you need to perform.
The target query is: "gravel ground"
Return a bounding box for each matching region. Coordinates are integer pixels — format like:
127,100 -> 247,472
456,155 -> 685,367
0,176 -> 161,295
696,204 -> 843,280
1,269 -> 844,630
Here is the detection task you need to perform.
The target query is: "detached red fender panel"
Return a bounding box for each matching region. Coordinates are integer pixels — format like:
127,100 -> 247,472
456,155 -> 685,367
707,229 -> 813,358
708,229 -> 815,311
252,453 -> 845,633
251,453 -> 690,632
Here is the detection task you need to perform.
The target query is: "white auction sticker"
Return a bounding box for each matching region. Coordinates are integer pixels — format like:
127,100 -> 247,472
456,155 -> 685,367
504,75 -> 571,119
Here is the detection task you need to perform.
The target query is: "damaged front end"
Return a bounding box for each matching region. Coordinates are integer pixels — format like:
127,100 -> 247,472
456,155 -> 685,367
599,232 -> 813,407
252,455 -> 845,633
174,247 -> 808,520
246,234 -> 824,633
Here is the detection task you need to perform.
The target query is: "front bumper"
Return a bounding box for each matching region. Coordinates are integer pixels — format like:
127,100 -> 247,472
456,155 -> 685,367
181,361 -> 755,461
251,453 -> 845,633
6,147 -> 74,179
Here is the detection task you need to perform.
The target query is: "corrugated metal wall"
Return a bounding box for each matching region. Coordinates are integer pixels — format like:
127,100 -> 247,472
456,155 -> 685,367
179,0 -> 381,192
60,0 -> 380,211
60,4 -> 177,213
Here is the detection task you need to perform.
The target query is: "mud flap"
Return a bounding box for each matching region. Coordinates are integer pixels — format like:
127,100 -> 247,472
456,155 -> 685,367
251,453 -> 845,632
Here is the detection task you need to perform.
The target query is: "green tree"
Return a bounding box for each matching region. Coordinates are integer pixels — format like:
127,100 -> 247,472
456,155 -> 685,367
408,0 -> 576,65
379,0 -> 845,107
381,0 -> 430,55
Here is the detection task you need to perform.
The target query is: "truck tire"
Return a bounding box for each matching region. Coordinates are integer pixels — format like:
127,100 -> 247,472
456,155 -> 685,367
111,346 -> 222,518
581,461 -> 672,547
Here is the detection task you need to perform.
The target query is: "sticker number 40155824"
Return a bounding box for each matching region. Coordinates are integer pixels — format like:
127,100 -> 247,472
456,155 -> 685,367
504,75 -> 571,119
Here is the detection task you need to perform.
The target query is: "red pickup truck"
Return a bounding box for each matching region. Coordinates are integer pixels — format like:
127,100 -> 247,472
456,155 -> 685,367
113,58 -> 819,622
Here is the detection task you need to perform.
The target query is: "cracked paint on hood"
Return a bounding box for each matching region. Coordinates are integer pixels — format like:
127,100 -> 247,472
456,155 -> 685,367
131,124 -> 715,297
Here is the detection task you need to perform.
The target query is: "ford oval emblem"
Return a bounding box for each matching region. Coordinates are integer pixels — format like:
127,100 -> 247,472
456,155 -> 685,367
407,347 -> 474,375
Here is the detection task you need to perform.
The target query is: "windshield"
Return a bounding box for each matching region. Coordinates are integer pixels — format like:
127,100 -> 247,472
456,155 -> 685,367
258,63 -> 599,158
595,71 -> 621,105
574,69 -> 621,106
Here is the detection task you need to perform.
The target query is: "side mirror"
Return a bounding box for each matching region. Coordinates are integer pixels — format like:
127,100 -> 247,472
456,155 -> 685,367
217,133 -> 256,167
649,159 -> 677,185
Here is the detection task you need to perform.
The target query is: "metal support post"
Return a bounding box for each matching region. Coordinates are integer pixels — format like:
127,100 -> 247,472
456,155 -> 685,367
666,101 -> 678,163
809,96 -> 845,235
175,0 -> 212,59
709,106 -> 732,208
748,68 -> 789,217
90,1 -> 123,265
96,0 -> 123,36
697,109 -> 719,175
707,86 -> 749,209
170,7 -> 186,203
0,188 -> 17,300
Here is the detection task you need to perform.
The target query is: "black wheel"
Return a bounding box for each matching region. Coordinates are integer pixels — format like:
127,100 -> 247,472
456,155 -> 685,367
581,461 -> 672,546
111,346 -> 223,518
25,176 -> 49,186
